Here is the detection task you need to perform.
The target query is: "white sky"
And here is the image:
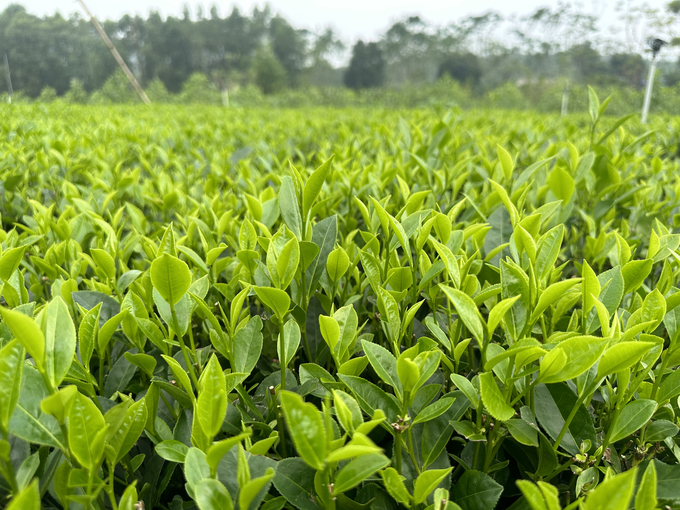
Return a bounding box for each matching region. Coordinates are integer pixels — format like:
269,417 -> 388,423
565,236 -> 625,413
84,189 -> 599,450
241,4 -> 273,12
2,0 -> 673,43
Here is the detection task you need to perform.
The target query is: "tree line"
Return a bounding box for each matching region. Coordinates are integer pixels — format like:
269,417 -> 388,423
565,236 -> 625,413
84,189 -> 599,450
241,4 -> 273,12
1,2 -> 680,99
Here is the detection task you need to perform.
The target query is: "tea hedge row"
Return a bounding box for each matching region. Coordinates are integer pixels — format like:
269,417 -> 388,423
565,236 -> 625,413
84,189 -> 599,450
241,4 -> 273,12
0,92 -> 679,510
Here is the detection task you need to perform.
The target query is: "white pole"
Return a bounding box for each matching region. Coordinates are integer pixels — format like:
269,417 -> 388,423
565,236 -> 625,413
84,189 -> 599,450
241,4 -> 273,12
561,80 -> 569,116
641,55 -> 656,124
4,53 -> 12,104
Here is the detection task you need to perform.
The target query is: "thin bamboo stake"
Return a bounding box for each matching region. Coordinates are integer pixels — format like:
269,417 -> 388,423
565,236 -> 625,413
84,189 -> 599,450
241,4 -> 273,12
561,80 -> 569,116
77,0 -> 151,104
3,54 -> 12,104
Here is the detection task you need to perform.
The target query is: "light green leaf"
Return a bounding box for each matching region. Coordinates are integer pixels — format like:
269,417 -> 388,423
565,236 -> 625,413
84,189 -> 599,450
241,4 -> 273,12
6,479 -> 40,510
414,467 -> 452,505
303,156 -> 334,220
239,468 -> 275,510
91,248 -> 116,279
496,145 -> 514,181
635,459 -> 657,510
156,440 -> 189,463
381,467 -> 411,505
124,352 -> 157,378
450,373 -> 480,409
40,384 -> 77,425
196,479 -> 234,510
488,296 -> 520,337
278,319 -> 301,369
233,316 -> 263,375
69,392 -> 106,471
362,340 -> 402,398
280,391 -> 326,470
0,246 -> 26,281
609,400 -> 656,443
597,341 -> 656,379
622,259 -> 653,295
279,176 -> 302,239
547,166 -> 575,203
413,397 -> 456,425
98,308 -> 129,354
40,296 -> 76,388
332,453 -> 390,495
440,285 -> 485,348
150,253 -> 192,305
584,467 -> 636,510
432,241 -> 460,288
326,246 -> 350,282
197,355 -> 227,439
531,279 -> 581,323
254,287 -> 290,321
479,372 -> 514,421
377,287 -> 401,345
78,302 -> 100,370
539,336 -> 607,384
162,354 -> 194,400
0,340 -> 24,432
0,306 -> 45,372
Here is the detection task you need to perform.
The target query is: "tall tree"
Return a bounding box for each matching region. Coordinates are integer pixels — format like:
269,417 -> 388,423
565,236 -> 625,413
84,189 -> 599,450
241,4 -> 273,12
382,16 -> 440,85
438,52 -> 481,85
269,16 -> 307,87
344,41 -> 385,90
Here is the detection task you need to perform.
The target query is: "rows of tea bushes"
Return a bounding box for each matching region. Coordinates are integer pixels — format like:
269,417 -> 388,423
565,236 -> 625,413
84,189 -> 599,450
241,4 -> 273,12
1,91 -> 680,510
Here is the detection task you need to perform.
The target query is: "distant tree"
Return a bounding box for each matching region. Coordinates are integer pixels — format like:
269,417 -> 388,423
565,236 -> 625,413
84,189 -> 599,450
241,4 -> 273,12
97,70 -> 137,103
305,28 -> 344,87
609,53 -> 647,88
145,78 -> 172,102
569,43 -> 602,83
269,16 -> 307,87
438,53 -> 482,86
252,46 -> 287,94
344,41 -> 385,90
64,78 -> 87,103
382,16 -> 439,84
179,73 -> 221,103
0,2 -> 671,98
37,86 -> 57,102
157,17 -> 195,92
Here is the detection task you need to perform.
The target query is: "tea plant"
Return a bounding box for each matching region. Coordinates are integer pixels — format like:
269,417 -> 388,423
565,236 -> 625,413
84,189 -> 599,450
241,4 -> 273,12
0,91 -> 679,509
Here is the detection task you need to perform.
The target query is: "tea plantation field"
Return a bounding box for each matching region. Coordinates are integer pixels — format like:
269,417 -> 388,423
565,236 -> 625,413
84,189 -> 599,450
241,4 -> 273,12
2,96 -> 680,510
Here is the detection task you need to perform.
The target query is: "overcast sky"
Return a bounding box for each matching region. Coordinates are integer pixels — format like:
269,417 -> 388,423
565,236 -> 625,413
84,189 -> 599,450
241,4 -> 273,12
1,0 -> 672,42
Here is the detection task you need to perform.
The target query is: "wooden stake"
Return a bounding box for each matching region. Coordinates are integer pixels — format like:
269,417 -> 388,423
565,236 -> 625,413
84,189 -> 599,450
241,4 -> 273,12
77,0 -> 151,104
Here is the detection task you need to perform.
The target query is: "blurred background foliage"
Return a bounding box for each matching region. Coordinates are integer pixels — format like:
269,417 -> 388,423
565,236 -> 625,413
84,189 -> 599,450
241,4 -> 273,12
4,1 -> 680,112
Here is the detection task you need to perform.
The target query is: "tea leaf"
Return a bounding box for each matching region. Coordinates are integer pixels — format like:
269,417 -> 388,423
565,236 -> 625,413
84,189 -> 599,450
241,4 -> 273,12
413,467 -> 452,504
273,457 -> 321,510
333,453 -> 390,495
440,286 -> 485,348
0,307 -> 45,372
452,470 -> 503,510
150,253 -> 192,305
280,391 -> 326,470
479,372 -> 514,421
197,356 -> 227,439
196,479 -> 234,510
609,400 -> 656,443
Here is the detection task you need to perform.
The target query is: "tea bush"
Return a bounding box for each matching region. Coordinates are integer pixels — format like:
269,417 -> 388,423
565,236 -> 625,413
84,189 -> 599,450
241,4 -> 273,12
0,90 -> 679,510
